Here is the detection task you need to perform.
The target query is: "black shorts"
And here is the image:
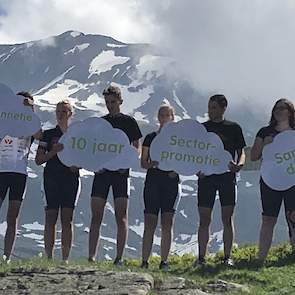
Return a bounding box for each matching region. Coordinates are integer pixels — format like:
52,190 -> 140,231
144,170 -> 180,215
260,178 -> 295,217
91,170 -> 129,199
44,171 -> 80,210
0,172 -> 27,202
197,172 -> 236,208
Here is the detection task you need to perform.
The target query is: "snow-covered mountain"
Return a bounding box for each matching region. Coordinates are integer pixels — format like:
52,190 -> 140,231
0,31 -> 288,261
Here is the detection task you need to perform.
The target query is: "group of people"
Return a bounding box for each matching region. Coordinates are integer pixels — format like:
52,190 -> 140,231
0,85 -> 294,270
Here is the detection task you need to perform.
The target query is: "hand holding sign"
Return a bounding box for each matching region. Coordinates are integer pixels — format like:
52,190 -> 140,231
58,117 -> 139,172
150,119 -> 232,176
261,130 -> 295,190
0,83 -> 41,138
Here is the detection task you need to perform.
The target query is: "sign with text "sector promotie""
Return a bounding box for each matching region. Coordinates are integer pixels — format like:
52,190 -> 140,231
0,83 -> 41,138
261,130 -> 295,191
150,119 -> 232,176
58,117 -> 139,172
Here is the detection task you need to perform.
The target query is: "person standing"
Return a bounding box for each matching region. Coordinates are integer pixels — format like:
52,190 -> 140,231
88,85 -> 142,265
0,92 -> 41,262
140,105 -> 180,270
251,98 -> 295,263
35,100 -> 80,263
196,94 -> 246,266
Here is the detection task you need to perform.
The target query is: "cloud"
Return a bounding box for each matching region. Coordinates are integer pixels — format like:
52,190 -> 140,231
0,0 -> 155,44
1,0 -> 295,110
0,83 -> 41,138
149,119 -> 232,176
261,130 -> 295,190
58,117 -> 139,171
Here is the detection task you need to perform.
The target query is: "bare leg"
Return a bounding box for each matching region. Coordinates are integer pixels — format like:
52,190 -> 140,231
44,209 -> 59,259
61,208 -> 74,261
221,205 -> 235,258
160,212 -> 175,262
286,210 -> 295,251
197,207 -> 212,259
4,200 -> 22,259
88,197 -> 106,260
114,197 -> 128,260
258,215 -> 277,260
142,213 -> 158,262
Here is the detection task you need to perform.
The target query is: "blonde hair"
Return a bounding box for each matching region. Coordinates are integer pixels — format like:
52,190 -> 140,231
56,99 -> 73,114
158,104 -> 175,119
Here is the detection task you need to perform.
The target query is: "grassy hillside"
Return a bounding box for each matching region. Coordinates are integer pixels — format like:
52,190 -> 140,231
1,243 -> 295,294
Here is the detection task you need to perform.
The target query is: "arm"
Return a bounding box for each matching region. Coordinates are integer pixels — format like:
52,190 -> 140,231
250,137 -> 264,161
35,143 -> 63,166
140,146 -> 158,170
229,148 -> 246,173
132,139 -> 141,154
250,136 -> 273,161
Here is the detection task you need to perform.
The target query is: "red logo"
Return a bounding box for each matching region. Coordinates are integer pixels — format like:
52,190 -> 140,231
4,139 -> 13,144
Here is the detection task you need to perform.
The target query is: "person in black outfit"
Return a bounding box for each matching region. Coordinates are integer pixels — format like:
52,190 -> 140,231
251,98 -> 295,262
140,105 -> 180,271
35,100 -> 80,263
88,85 -> 142,265
196,94 -> 246,267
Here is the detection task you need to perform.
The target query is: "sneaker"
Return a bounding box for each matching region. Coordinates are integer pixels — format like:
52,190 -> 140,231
88,257 -> 96,263
113,257 -> 123,267
222,257 -> 234,267
2,255 -> 10,265
159,261 -> 169,271
62,259 -> 69,265
140,261 -> 149,269
193,257 -> 206,267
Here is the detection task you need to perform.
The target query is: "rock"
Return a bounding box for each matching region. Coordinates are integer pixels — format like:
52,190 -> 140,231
206,279 -> 250,293
0,268 -> 154,295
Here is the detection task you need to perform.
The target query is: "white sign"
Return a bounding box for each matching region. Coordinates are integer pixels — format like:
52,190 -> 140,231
261,130 -> 295,191
58,117 -> 139,171
150,119 -> 232,176
0,83 -> 41,138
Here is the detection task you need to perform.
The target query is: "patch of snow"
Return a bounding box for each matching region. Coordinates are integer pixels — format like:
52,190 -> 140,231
106,202 -> 115,215
74,223 -> 83,228
70,31 -> 82,38
172,90 -> 190,119
133,111 -> 149,123
64,43 -> 90,55
89,50 -> 129,77
197,113 -> 209,123
79,93 -> 106,113
107,43 -> 127,48
105,254 -> 112,260
34,66 -> 76,96
0,222 -> 7,236
23,233 -> 43,240
111,82 -> 154,114
22,222 -> 44,231
179,210 -> 188,218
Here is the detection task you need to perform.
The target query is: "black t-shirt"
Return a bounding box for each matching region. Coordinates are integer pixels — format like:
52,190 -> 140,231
40,126 -> 76,175
143,131 -> 179,179
102,113 -> 142,143
256,125 -> 281,140
203,120 -> 246,159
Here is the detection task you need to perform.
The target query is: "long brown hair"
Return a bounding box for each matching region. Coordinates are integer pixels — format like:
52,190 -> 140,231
269,98 -> 295,128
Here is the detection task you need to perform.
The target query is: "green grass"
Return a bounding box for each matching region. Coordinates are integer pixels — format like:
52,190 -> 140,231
1,244 -> 295,294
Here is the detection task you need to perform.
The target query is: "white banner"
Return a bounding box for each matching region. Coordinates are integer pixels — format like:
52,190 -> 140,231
58,117 -> 139,171
150,119 -> 232,176
0,83 -> 41,138
261,130 -> 295,191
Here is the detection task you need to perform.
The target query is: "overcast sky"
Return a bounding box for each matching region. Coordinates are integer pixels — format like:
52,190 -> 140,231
1,0 -> 295,108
